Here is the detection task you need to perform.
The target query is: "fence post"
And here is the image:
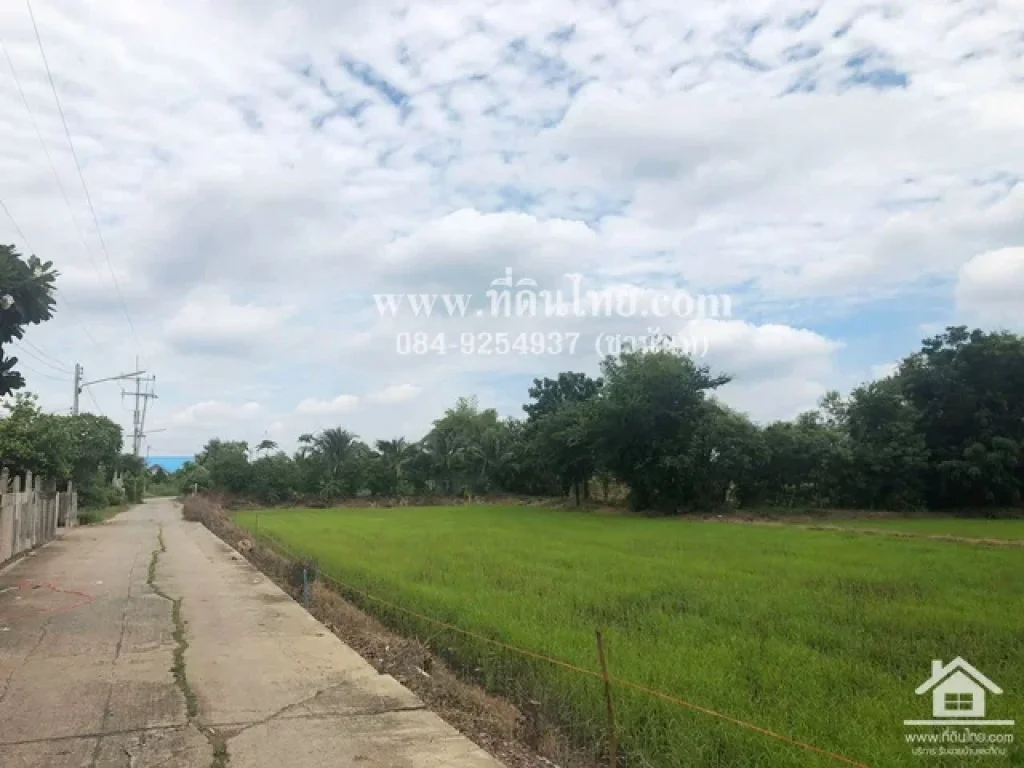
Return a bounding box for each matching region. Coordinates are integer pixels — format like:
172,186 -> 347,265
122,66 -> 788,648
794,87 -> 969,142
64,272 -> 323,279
13,473 -> 23,554
302,566 -> 309,609
595,629 -> 617,768
1,469 -> 8,562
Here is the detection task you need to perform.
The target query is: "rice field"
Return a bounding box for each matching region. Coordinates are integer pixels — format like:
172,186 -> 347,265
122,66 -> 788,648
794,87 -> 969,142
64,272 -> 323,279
234,506 -> 1023,767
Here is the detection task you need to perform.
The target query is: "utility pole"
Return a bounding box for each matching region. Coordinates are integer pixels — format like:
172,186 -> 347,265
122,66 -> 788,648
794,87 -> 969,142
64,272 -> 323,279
74,364 -> 145,416
72,363 -> 82,416
139,374 -> 156,455
124,357 -> 158,457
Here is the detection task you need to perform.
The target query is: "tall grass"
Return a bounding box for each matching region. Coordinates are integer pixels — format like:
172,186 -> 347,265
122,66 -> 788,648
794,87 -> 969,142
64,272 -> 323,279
235,506 -> 1023,767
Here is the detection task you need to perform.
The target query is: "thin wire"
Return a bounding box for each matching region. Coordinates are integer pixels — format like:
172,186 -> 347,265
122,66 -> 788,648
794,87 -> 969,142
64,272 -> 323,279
21,336 -> 70,370
0,198 -> 31,250
0,196 -> 104,355
15,356 -> 69,382
0,39 -> 105,282
85,386 -> 105,416
11,340 -> 71,374
23,0 -> 142,355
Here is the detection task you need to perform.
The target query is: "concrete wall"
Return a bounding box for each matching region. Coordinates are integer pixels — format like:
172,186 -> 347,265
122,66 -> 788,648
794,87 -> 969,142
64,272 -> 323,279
0,469 -> 78,567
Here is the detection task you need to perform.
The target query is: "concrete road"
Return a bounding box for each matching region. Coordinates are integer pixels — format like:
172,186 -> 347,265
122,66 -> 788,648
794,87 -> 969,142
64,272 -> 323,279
0,499 -> 504,767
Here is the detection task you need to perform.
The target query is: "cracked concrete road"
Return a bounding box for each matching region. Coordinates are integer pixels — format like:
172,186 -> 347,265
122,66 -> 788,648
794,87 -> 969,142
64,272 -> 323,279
0,499 -> 505,767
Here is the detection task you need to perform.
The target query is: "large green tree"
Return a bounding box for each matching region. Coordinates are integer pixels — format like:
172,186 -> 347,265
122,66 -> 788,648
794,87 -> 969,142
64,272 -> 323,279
0,245 -> 58,396
196,439 -> 252,493
593,348 -> 731,513
0,394 -> 122,489
896,327 -> 1024,508
523,372 -> 603,422
0,393 -> 73,480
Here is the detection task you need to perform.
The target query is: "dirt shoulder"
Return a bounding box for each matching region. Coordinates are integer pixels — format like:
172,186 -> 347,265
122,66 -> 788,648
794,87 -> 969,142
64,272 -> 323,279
182,496 -> 594,768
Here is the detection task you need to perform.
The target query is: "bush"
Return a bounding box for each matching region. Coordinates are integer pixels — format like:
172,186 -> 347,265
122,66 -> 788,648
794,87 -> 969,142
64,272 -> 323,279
77,509 -> 104,525
78,478 -> 109,510
107,485 -> 126,506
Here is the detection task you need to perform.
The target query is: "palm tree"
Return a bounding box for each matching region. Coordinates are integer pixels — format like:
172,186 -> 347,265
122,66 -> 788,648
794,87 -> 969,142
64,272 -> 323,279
466,426 -> 517,491
295,433 -> 315,460
312,428 -> 358,482
421,429 -> 465,494
375,438 -> 415,491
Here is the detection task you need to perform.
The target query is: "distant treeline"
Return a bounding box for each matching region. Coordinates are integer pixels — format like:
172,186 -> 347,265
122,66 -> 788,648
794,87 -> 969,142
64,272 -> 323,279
176,326 -> 1023,515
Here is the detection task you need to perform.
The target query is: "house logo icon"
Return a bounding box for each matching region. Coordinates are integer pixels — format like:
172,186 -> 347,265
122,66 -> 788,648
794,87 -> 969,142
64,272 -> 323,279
904,657 -> 1015,726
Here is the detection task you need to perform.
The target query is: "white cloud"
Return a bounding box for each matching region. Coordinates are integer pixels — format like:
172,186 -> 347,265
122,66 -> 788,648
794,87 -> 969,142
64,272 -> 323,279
955,247 -> 1024,330
2,0 -> 1022,456
367,384 -> 422,404
870,362 -> 899,380
165,289 -> 294,356
170,400 -> 262,426
295,394 -> 360,415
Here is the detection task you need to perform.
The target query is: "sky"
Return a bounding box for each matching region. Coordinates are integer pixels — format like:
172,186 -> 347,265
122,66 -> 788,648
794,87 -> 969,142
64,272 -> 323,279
1,0 -> 1022,459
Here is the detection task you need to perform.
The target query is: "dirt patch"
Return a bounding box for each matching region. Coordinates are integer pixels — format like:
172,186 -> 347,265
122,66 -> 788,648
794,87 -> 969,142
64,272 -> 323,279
182,496 -> 594,768
798,524 -> 1024,548
696,516 -> 1024,547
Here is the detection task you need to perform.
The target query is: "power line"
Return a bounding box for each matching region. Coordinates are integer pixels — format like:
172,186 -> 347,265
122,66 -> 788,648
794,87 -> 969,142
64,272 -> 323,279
16,357 -> 69,382
85,385 -> 105,416
0,198 -> 31,249
23,0 -> 142,356
1,38 -> 104,283
11,340 -> 71,374
20,336 -> 70,371
0,196 -> 104,353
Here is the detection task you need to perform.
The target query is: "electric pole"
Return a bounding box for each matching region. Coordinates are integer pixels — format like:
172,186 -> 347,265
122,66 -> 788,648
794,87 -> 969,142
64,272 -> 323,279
124,357 -> 157,457
74,364 -> 145,416
72,363 -> 82,416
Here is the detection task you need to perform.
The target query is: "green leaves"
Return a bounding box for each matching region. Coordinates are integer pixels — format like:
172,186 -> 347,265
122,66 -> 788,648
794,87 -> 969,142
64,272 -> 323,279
0,393 -> 122,483
1,245 -> 59,397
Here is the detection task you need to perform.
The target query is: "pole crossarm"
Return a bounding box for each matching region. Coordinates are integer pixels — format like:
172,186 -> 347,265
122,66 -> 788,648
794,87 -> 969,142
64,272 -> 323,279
79,370 -> 145,389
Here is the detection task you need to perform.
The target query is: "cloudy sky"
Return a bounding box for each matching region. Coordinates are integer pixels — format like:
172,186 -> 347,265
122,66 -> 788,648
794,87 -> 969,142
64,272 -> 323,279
1,0 -> 1022,458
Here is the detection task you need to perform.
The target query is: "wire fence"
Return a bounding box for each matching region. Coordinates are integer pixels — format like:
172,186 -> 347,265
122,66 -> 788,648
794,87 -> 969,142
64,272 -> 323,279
197,501 -> 871,768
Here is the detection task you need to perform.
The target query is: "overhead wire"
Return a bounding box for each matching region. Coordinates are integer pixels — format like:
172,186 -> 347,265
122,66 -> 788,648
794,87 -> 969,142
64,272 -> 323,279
16,356 -> 69,383
0,39 -> 105,283
23,0 -> 143,357
85,386 -> 105,416
0,196 -> 104,354
19,336 -> 69,371
11,339 -> 71,374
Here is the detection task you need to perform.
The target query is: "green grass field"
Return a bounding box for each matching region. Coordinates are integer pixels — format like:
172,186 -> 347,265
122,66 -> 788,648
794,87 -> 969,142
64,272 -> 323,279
819,518 -> 1024,541
235,506 -> 1023,767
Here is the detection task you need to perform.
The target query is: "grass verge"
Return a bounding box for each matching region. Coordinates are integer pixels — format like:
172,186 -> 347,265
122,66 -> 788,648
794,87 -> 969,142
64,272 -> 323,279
78,503 -> 133,525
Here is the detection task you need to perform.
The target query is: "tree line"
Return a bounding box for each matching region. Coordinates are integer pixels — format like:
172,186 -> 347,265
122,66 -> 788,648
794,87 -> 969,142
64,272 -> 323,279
179,326 -> 1023,515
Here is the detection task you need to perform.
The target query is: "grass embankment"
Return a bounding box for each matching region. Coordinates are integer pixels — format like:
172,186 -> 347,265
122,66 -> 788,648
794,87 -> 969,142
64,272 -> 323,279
78,503 -> 132,525
235,506 -> 1023,767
